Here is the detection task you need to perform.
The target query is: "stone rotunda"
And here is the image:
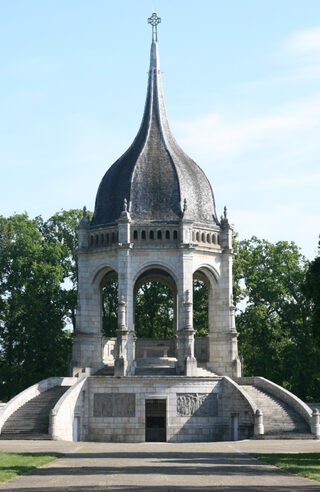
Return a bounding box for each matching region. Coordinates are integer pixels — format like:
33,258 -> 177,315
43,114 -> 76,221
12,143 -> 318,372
72,29 -> 241,382
0,14 -> 318,443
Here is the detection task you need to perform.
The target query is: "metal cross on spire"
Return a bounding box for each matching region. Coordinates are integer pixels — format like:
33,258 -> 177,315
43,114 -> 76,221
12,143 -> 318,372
148,12 -> 161,42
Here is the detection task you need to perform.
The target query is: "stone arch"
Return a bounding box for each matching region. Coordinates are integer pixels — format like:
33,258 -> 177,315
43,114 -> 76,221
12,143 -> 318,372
133,265 -> 178,346
133,261 -> 179,288
91,264 -> 119,286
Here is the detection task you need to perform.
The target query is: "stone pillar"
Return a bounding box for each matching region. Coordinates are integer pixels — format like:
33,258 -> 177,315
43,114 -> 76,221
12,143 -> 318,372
207,208 -> 241,377
176,206 -> 197,375
254,409 -> 264,436
72,208 -> 104,376
312,408 -> 320,438
183,290 -> 197,376
114,298 -> 129,376
117,201 -> 135,374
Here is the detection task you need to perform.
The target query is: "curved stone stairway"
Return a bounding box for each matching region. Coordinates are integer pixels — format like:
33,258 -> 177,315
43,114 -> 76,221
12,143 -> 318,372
0,386 -> 70,440
240,384 -> 312,439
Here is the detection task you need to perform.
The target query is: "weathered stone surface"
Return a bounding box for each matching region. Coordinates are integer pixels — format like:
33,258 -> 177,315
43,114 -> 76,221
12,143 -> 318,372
176,393 -> 218,417
93,393 -> 135,418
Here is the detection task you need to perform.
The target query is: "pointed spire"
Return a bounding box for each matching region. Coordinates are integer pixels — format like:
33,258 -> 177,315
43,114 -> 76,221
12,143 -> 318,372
91,18 -> 217,228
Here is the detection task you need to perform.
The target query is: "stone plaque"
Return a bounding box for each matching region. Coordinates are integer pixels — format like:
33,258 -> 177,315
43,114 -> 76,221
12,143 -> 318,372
93,393 -> 135,417
176,393 -> 217,417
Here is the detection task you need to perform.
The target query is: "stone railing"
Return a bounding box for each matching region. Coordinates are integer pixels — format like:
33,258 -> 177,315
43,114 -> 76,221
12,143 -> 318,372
0,377 -> 76,434
50,377 -> 87,441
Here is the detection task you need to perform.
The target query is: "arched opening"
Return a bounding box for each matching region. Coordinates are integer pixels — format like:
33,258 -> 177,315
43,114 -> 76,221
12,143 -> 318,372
101,270 -> 118,338
193,269 -> 210,363
133,268 -> 178,361
149,230 -> 154,240
165,230 -> 170,240
157,230 -> 162,240
133,230 -> 138,240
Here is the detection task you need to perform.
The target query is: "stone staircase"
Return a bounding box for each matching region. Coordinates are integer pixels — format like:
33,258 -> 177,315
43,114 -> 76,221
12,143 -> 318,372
134,357 -> 177,376
0,386 -> 70,440
240,384 -> 311,439
196,364 -> 218,377
94,365 -> 114,376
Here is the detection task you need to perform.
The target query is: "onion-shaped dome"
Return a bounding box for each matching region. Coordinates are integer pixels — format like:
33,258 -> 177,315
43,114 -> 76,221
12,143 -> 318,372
91,41 -> 217,228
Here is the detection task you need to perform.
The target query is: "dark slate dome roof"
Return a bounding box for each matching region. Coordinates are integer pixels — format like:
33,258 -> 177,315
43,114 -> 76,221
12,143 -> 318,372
91,41 -> 218,228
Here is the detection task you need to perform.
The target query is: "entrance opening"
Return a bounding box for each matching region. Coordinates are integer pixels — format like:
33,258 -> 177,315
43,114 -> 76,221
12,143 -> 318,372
145,399 -> 166,442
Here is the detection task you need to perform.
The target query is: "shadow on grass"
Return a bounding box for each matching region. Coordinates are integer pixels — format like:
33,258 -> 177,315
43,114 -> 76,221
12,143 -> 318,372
0,452 -> 63,483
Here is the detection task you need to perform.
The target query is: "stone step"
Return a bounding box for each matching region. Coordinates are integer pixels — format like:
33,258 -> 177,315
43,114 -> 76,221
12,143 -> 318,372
239,384 -> 310,436
135,357 -> 177,368
134,367 -> 177,376
0,386 -> 70,440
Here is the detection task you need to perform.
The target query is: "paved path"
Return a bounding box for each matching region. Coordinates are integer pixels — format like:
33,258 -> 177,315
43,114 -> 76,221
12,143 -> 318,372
1,439 -> 320,491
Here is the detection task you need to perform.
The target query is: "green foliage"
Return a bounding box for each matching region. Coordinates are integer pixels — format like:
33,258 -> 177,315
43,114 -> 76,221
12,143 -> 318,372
135,282 -> 174,338
193,279 -> 208,336
0,211 -> 85,401
0,452 -> 63,483
303,240 -> 320,345
102,280 -> 118,337
234,236 -> 320,400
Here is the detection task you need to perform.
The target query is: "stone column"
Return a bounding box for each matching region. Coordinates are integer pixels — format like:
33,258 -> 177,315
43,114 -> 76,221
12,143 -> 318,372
117,201 -> 134,374
114,298 -> 129,376
207,208 -> 241,377
183,290 -> 197,376
72,208 -> 104,376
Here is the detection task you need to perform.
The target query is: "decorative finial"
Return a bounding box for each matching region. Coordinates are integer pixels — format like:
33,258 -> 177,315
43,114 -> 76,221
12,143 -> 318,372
148,12 -> 161,42
183,198 -> 187,213
220,205 -> 229,226
123,198 -> 128,212
79,205 -> 89,228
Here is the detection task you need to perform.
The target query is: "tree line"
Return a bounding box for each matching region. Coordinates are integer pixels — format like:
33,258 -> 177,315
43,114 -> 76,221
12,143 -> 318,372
0,210 -> 319,401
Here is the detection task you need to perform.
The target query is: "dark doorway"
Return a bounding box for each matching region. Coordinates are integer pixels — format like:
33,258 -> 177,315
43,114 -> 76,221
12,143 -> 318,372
145,399 -> 166,442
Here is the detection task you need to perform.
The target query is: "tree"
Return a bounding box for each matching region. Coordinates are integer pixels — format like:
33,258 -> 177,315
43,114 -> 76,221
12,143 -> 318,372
303,238 -> 320,345
41,209 -> 90,331
234,236 -> 320,400
135,282 -> 174,338
0,213 -> 72,401
193,279 -> 208,336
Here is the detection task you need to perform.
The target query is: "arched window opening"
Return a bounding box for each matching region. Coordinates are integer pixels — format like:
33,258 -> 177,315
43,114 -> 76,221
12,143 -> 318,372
196,232 -> 200,242
133,230 -> 138,240
212,234 -> 216,244
101,272 -> 118,338
193,276 -> 208,337
141,230 -> 146,240
106,233 -> 109,244
217,234 -> 220,245
192,231 -> 195,241
157,230 -> 162,240
207,233 -> 211,243
165,230 -> 170,240
101,234 -> 104,244
201,233 -> 205,242
173,230 -> 178,240
150,230 -> 154,240
95,235 -> 99,245
112,232 -> 115,243
91,235 -> 94,245
135,280 -> 174,339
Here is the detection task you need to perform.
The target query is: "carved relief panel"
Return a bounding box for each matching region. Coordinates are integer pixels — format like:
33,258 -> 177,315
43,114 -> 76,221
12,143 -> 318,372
176,393 -> 218,417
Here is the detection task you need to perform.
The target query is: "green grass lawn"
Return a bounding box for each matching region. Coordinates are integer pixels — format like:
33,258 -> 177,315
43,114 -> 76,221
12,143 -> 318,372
252,453 -> 320,482
0,452 -> 63,483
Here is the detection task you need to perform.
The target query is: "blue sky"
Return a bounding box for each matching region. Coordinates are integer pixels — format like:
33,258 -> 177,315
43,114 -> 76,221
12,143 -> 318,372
0,0 -> 319,259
